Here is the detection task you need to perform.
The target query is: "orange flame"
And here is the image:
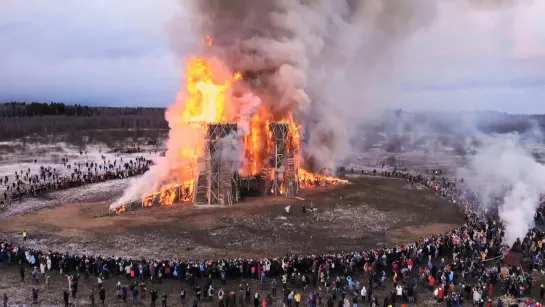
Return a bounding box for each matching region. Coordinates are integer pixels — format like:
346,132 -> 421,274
115,205 -> 127,214
143,196 -> 153,208
181,58 -> 235,123
159,187 -> 177,206
298,169 -> 348,187
113,57 -> 346,214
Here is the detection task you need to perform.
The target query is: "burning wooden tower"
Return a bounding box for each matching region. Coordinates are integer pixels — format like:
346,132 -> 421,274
266,122 -> 299,197
193,123 -> 240,205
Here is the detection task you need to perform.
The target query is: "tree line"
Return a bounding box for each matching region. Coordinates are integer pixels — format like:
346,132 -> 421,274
0,102 -> 168,141
0,102 -> 166,117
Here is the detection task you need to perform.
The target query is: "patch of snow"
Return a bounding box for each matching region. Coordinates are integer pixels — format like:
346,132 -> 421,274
0,177 -> 133,218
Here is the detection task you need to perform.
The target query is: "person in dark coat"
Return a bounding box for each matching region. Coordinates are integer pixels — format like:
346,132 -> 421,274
63,291 -> 69,307
253,293 -> 260,307
162,294 -> 168,307
151,290 -> 158,307
99,287 -> 106,305
20,265 -> 25,282
32,288 -> 38,304
122,286 -> 128,302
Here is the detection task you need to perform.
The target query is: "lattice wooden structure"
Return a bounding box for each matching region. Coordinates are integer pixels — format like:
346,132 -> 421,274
193,123 -> 239,205
267,123 -> 299,197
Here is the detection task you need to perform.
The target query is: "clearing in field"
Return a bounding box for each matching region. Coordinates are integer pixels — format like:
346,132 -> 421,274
0,176 -> 464,260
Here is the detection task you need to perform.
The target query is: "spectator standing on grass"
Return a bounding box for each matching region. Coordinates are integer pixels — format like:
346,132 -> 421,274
271,279 -> 277,297
246,284 -> 251,304
162,293 -> 168,307
218,289 -> 225,307
32,288 -> 38,304
71,279 -> 78,299
132,284 -> 139,304
90,289 -> 96,307
23,230 -> 27,241
99,286 -> 105,305
151,289 -> 158,307
196,285 -> 201,301
140,281 -> 147,300
116,281 -> 121,299
122,285 -> 128,303
294,292 -> 301,307
180,288 -> 186,305
63,290 -> 69,307
253,292 -> 260,307
32,266 -> 39,283
19,265 -> 25,282
2,294 -> 6,307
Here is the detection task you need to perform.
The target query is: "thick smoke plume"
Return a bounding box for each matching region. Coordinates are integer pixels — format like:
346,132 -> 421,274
458,134 -> 545,247
177,0 -> 440,173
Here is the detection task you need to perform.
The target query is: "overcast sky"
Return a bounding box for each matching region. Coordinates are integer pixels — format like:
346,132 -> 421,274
0,1 -> 544,114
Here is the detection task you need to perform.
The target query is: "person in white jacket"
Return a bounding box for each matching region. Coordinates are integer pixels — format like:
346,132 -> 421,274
360,286 -> 367,302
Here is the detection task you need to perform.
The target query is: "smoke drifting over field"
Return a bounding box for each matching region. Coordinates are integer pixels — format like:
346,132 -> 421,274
458,134 -> 545,247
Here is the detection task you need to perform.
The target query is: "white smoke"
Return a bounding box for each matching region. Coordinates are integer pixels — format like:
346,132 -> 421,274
458,134 -> 545,247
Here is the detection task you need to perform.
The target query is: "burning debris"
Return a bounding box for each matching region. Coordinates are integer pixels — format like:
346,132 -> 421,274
110,55 -> 347,214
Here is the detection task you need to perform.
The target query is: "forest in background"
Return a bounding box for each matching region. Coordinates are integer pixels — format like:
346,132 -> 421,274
0,102 -> 168,146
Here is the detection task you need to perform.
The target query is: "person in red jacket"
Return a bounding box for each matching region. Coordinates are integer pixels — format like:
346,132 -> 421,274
407,259 -> 413,271
428,276 -> 435,290
437,287 -> 444,302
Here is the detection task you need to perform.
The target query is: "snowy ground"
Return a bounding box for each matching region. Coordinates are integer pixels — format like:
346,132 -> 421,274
0,142 -> 161,179
0,141 -> 162,217
344,132 -> 545,178
0,177 -> 134,218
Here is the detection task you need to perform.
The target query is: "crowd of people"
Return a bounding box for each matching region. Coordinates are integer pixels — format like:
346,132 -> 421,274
1,169 -> 545,306
1,154 -> 153,207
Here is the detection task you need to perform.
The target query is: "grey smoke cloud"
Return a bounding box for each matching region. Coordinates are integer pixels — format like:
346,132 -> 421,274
174,0 -> 442,173
458,134 -> 545,246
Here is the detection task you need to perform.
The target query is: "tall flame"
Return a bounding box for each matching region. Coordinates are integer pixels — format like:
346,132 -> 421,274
181,58 -> 234,123
118,56 -> 346,212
